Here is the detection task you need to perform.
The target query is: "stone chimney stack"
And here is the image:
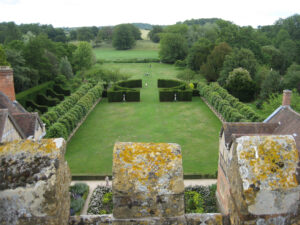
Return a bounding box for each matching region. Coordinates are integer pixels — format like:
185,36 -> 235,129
282,89 -> 292,106
0,66 -> 16,101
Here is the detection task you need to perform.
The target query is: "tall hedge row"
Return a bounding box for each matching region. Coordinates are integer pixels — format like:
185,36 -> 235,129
41,83 -> 96,128
198,82 -> 262,122
45,82 -> 103,139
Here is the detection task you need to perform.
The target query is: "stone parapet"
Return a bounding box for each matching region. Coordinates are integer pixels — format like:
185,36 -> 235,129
0,138 -> 71,225
112,142 -> 184,220
218,135 -> 300,224
69,214 -> 226,225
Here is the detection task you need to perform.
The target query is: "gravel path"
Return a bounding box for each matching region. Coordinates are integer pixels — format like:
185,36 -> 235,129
71,179 -> 217,215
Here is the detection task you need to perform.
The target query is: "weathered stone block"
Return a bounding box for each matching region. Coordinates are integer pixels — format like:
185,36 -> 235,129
228,135 -> 300,224
0,138 -> 71,225
112,142 -> 184,219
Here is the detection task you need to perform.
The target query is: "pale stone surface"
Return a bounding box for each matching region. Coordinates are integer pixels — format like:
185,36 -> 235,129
112,142 -> 184,219
0,138 -> 71,225
235,135 -> 300,215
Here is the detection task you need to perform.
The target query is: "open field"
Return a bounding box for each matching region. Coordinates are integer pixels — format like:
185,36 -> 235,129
93,40 -> 159,61
66,63 -> 222,175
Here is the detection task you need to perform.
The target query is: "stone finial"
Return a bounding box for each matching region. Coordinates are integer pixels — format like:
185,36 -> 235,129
282,89 -> 292,106
112,142 -> 184,219
0,138 -> 71,225
0,66 -> 15,101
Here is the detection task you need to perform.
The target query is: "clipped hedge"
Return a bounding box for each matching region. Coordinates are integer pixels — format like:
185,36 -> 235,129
46,88 -> 65,101
198,82 -> 262,122
108,79 -> 141,102
16,81 -> 54,106
158,79 -> 192,102
45,82 -> 103,139
53,84 -> 71,96
25,100 -> 48,114
42,83 -> 95,128
36,94 -> 59,107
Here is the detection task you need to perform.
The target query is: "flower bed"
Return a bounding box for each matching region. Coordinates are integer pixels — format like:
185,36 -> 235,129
87,184 -> 217,215
70,183 -> 89,215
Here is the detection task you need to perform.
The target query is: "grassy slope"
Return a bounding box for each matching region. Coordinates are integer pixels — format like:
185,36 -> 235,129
66,63 -> 222,175
93,40 -> 159,60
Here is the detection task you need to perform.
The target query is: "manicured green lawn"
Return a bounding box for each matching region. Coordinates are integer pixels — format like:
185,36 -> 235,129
66,63 -> 222,175
93,40 -> 159,61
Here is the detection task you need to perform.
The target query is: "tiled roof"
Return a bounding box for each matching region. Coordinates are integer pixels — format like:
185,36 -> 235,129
0,109 -> 26,142
267,106 -> 300,153
12,113 -> 38,138
0,91 -> 44,140
221,122 -> 279,149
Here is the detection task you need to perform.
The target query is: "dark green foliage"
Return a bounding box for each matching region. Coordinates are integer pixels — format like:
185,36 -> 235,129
225,68 -> 256,102
46,122 -> 68,139
198,82 -> 262,122
46,88 -> 64,101
0,44 -> 9,65
185,185 -> 218,213
148,26 -> 163,43
201,42 -> 232,81
70,183 -> 89,216
53,84 -> 71,96
73,41 -> 95,72
184,191 -> 204,213
187,38 -> 213,71
36,94 -> 59,107
157,79 -> 182,88
159,33 -> 188,63
260,70 -> 282,99
218,48 -> 258,86
107,90 -> 123,102
159,90 -> 175,101
108,79 -> 142,102
45,82 -> 103,139
112,24 -> 138,50
16,81 -> 54,106
118,79 -> 142,88
158,79 -> 192,102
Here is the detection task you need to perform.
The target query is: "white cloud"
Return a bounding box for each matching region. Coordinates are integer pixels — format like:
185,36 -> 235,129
0,0 -> 299,27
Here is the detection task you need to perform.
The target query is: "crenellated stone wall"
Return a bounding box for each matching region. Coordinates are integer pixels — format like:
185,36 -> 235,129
0,138 -> 71,225
217,135 -> 300,224
1,137 -> 299,225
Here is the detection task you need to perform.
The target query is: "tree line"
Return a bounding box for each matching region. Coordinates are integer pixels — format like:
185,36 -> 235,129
151,15 -> 300,104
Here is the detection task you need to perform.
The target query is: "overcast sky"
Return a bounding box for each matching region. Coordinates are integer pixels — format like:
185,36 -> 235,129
0,0 -> 299,28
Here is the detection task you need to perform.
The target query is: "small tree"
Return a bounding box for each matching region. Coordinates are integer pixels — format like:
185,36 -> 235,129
225,68 -> 256,102
112,24 -> 136,50
59,56 -> 73,79
73,42 -> 95,72
260,70 -> 283,99
148,26 -> 163,43
159,33 -> 188,63
201,42 -> 232,81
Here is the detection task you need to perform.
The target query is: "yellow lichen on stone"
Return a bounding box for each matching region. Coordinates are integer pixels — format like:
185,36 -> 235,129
237,135 -> 299,193
0,139 -> 63,158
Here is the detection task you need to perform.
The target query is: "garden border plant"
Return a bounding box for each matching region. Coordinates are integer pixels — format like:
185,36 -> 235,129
198,82 -> 263,122
86,184 -> 217,215
158,79 -> 192,102
107,79 -> 142,102
69,183 -> 89,216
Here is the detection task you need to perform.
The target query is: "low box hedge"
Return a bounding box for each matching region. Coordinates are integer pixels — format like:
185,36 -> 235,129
25,100 -> 48,114
36,94 -> 59,107
53,84 -> 71,96
16,81 -> 54,106
46,88 -> 65,101
158,79 -> 192,102
108,79 -> 141,102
